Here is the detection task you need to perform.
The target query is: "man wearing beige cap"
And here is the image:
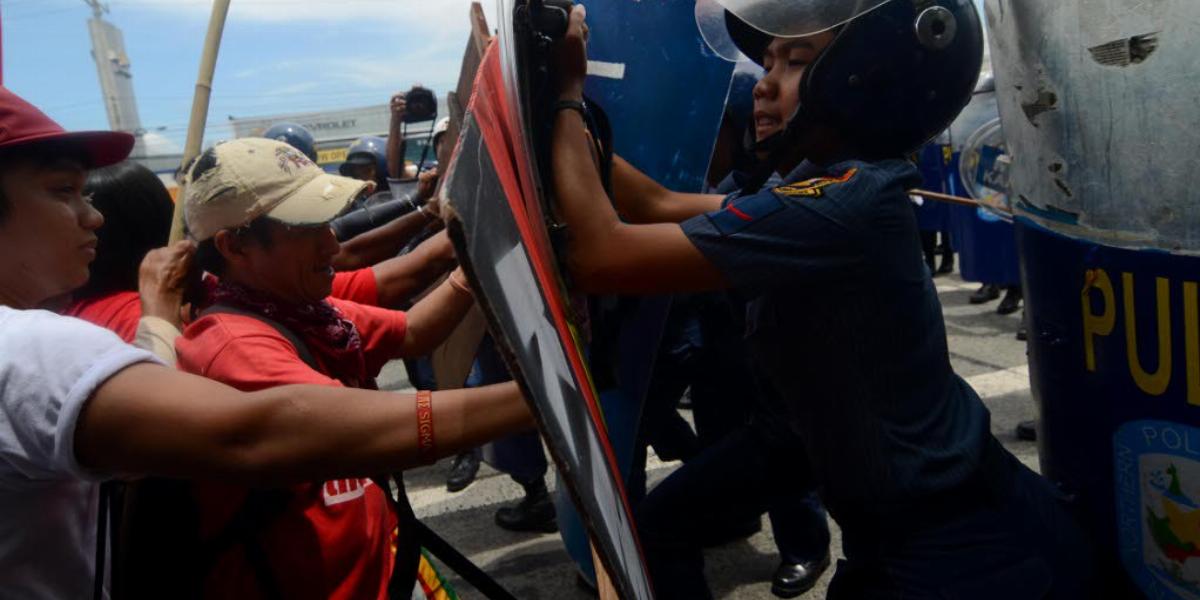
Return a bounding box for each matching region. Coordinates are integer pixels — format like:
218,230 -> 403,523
175,137 -> 487,599
0,86 -> 532,599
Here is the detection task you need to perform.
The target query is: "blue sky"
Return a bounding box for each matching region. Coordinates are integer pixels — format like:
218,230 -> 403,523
1,0 -> 498,150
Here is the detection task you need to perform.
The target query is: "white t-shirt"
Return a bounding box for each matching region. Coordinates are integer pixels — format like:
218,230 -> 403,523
0,307 -> 160,599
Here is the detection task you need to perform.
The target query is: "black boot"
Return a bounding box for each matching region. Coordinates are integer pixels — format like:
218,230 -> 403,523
495,478 -> 558,533
1016,420 -> 1037,441
446,450 -> 480,493
920,231 -> 937,275
935,245 -> 955,276
997,286 -> 1023,315
969,284 -> 1001,304
771,554 -> 830,599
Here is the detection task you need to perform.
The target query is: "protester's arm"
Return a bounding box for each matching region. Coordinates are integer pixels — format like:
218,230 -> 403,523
138,240 -> 194,330
612,155 -> 723,224
372,229 -> 458,308
332,210 -> 438,271
387,92 -> 408,180
551,6 -> 725,295
75,364 -> 532,486
133,316 -> 181,365
398,267 -> 475,356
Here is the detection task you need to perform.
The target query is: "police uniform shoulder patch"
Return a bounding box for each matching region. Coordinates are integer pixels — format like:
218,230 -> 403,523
773,168 -> 859,199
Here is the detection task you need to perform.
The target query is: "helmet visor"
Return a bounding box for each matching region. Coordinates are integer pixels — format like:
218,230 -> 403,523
696,0 -> 747,62
714,0 -> 891,37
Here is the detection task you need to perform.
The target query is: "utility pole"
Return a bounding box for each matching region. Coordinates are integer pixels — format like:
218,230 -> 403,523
84,0 -> 144,156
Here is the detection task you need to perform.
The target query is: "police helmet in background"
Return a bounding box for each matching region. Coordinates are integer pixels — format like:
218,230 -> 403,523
339,135 -> 389,189
262,122 -> 317,161
721,0 -> 983,159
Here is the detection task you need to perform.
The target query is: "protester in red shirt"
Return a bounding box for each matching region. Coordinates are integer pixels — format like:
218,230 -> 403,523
174,137 -> 479,599
62,162 -> 180,341
65,162 -> 455,343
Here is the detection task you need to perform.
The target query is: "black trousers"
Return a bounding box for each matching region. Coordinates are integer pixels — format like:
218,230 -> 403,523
636,425 -> 830,600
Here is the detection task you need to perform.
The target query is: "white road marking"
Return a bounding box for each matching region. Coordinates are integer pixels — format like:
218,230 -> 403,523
965,364 -> 1031,398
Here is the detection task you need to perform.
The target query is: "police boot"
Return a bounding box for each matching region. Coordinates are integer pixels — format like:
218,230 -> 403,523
495,478 -> 558,533
1016,420 -> 1037,441
935,246 -> 955,275
969,284 -> 1000,304
446,450 -> 480,493
771,554 -> 830,599
997,285 -> 1023,315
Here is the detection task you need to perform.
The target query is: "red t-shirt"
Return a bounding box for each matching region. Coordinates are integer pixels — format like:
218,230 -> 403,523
64,271 -> 378,345
176,298 -> 408,600
331,268 -> 380,306
64,291 -> 142,342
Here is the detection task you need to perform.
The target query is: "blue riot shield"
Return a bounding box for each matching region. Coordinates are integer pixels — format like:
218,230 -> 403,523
986,1 -> 1200,597
552,0 -> 737,587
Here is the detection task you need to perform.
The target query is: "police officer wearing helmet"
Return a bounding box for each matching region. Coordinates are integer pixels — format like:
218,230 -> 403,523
549,1 -> 1094,598
261,121 -> 317,162
635,64 -> 834,598
341,136 -> 389,188
340,135 -> 395,206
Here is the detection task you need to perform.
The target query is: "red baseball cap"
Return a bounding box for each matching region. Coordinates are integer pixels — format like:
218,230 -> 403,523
0,86 -> 134,168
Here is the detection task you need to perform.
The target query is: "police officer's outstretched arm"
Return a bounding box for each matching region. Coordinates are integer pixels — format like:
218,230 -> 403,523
609,154 -> 720,225
611,155 -> 723,224
552,5 -> 726,295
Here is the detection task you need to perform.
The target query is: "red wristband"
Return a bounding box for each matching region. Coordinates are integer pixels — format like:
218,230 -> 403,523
415,390 -> 434,459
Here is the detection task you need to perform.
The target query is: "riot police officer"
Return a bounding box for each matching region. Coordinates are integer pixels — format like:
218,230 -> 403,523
340,135 -> 395,206
261,121 -> 317,161
549,1 -> 1094,598
340,135 -> 389,189
635,66 -> 833,599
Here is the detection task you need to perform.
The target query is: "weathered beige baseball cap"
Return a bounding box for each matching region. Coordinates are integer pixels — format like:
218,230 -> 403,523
181,137 -> 368,241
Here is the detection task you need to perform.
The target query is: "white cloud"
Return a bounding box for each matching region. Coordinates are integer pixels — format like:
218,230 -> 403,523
224,37 -> 470,97
132,0 -> 499,38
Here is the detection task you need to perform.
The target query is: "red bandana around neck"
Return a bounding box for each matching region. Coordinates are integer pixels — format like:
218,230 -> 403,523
210,281 -> 374,388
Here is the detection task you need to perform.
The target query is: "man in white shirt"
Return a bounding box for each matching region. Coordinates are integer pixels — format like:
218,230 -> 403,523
0,85 -> 534,599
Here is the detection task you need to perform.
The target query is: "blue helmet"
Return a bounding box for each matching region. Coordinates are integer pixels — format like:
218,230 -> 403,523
262,122 -> 317,161
723,0 -> 983,159
339,136 -> 388,186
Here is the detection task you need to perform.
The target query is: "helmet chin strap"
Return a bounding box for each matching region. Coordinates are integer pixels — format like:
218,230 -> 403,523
739,104 -> 812,196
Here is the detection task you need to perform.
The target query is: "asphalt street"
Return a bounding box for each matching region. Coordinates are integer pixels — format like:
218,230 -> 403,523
378,273 -> 1037,599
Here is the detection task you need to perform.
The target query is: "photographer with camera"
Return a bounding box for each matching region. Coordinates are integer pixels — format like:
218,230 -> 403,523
386,86 -> 438,185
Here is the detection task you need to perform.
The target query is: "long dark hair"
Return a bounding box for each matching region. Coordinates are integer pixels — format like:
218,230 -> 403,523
73,161 -> 174,300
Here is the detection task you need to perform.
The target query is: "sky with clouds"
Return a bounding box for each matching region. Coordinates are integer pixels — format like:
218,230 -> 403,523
1,0 -> 499,150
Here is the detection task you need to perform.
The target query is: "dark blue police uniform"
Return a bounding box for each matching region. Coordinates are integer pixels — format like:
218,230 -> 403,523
635,167 -> 831,600
679,159 -> 1094,598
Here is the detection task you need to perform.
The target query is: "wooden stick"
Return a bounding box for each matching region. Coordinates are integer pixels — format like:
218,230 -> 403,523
169,0 -> 232,243
908,188 -> 981,208
590,544 -> 620,600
